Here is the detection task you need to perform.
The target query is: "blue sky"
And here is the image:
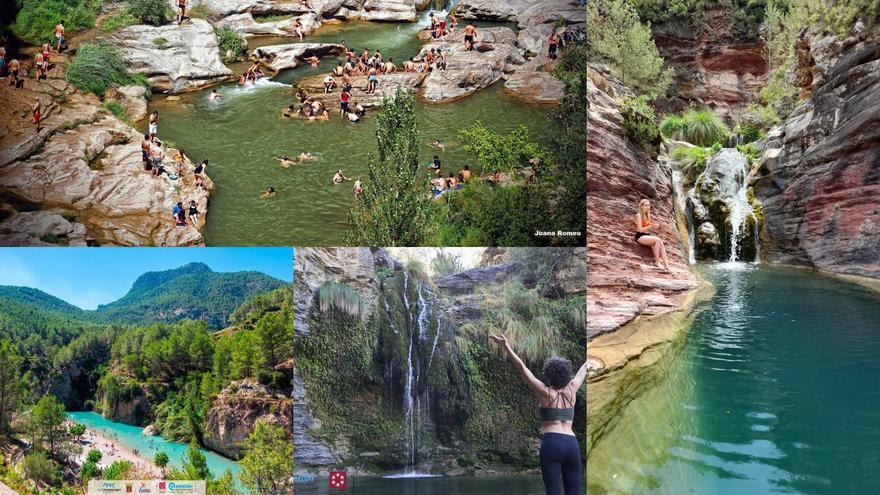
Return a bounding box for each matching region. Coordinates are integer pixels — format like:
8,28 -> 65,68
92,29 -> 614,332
0,248 -> 293,310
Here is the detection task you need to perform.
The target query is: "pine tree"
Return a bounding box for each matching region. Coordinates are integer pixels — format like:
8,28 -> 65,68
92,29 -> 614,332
344,87 -> 434,245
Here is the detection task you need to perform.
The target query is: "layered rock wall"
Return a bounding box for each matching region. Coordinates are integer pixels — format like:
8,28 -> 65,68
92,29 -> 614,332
754,27 -> 880,279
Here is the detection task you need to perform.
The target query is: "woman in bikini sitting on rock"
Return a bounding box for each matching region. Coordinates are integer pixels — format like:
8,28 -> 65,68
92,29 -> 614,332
634,198 -> 670,271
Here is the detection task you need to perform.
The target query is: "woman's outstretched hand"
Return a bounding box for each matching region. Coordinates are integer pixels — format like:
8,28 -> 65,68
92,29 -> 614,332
489,334 -> 508,345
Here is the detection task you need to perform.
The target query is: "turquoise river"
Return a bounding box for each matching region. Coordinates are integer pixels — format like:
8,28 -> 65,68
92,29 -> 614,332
68,412 -> 242,480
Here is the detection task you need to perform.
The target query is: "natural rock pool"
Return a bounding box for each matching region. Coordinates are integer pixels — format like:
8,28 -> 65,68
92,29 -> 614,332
587,265 -> 880,494
149,20 -> 553,245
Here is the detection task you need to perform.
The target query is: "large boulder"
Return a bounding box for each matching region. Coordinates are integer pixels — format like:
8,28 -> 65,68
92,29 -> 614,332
167,0 -> 308,18
203,380 -> 292,460
504,51 -> 565,103
0,115 -> 212,246
215,12 -> 319,38
419,27 -> 525,102
295,71 -> 427,109
106,85 -> 149,122
0,211 -> 88,246
360,0 -> 417,22
251,42 -> 344,73
753,26 -> 880,279
107,19 -> 234,93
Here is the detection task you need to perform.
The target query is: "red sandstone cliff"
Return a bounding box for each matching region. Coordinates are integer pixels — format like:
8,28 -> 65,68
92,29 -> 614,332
753,26 -> 880,279
586,67 -> 699,339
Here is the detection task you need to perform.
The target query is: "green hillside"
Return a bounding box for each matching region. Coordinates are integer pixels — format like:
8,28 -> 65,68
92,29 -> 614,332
93,262 -> 285,329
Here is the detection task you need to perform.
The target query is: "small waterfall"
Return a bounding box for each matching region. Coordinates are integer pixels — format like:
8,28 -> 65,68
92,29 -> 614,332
671,168 -> 696,264
726,168 -> 755,263
427,317 -> 442,372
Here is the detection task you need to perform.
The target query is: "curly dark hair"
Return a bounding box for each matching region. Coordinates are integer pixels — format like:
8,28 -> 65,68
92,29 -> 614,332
542,356 -> 573,389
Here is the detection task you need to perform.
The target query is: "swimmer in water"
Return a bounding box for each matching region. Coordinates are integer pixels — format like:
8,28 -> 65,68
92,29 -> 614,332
332,169 -> 351,184
261,186 -> 276,198
431,140 -> 446,151
298,152 -> 315,162
353,177 -> 364,196
209,89 -> 221,101
275,155 -> 295,168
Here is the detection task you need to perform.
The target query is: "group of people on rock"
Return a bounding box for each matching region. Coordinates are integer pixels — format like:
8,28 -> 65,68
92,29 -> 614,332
239,60 -> 267,85
2,25 -> 66,134
171,200 -> 200,227
425,11 -> 457,39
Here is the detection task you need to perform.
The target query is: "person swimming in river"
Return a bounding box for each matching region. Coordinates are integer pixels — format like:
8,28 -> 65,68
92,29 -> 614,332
307,55 -> 320,67
332,169 -> 351,184
635,198 -> 670,271
431,140 -> 446,151
298,152 -> 315,162
352,177 -> 363,196
209,89 -> 221,101
261,186 -> 276,198
275,155 -> 295,168
489,333 -> 586,495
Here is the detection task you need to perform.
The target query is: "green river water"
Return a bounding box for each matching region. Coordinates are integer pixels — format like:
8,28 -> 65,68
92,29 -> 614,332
588,264 -> 880,494
149,20 -> 554,246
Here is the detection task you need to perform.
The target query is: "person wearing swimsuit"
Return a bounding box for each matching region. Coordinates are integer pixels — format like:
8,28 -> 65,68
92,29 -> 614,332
490,334 -> 587,495
635,198 -> 670,270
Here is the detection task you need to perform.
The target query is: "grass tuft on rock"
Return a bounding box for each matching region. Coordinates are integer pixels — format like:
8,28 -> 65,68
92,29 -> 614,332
12,0 -> 101,44
127,0 -> 172,26
66,44 -> 147,96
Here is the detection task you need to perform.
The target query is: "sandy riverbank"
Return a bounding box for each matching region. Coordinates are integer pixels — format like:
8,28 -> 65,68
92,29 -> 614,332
71,422 -> 160,478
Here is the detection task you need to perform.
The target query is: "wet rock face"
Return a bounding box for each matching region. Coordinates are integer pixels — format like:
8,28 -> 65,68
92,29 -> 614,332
692,148 -> 759,261
203,380 -> 292,459
107,19 -> 234,93
107,393 -> 151,425
754,27 -> 880,279
650,6 -> 768,116
586,66 -> 699,338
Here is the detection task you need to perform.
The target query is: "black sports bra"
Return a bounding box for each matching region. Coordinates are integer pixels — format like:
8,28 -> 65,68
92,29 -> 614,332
539,387 -> 575,422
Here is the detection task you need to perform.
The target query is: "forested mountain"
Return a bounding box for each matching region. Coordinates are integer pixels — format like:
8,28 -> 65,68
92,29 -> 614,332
94,262 -> 285,329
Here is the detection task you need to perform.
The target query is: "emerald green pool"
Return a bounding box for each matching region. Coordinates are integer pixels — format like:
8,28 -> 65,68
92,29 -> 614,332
588,265 -> 880,494
150,21 -> 552,246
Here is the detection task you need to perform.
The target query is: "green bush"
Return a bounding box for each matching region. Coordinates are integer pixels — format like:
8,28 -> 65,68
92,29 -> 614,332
619,95 -> 659,147
215,27 -> 247,63
659,114 -> 687,140
66,44 -> 147,96
736,142 -> 761,163
13,0 -> 101,44
101,12 -> 138,32
661,109 -> 729,147
458,123 -> 549,174
127,0 -> 171,26
670,145 -> 711,180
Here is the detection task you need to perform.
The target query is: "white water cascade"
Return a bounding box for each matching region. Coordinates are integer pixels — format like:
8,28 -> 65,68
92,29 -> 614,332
726,169 -> 757,263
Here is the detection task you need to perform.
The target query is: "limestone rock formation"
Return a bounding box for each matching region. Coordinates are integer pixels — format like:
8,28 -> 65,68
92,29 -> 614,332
586,66 -> 699,338
167,0 -> 308,18
504,51 -> 565,103
0,211 -> 88,247
295,72 -> 427,109
0,114 -> 212,246
419,27 -> 525,102
754,26 -> 880,279
107,19 -> 234,93
203,380 -> 292,459
106,85 -> 149,122
251,43 -> 344,73
215,12 -> 319,39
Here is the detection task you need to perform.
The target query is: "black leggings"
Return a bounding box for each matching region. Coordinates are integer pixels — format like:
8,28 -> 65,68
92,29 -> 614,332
539,433 -> 582,495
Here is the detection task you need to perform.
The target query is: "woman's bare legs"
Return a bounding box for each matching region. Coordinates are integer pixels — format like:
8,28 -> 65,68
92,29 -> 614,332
638,236 -> 669,270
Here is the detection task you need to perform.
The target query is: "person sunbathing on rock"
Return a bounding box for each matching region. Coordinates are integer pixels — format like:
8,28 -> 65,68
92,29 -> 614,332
489,334 -> 586,495
291,18 -> 306,40
635,198 -> 670,271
